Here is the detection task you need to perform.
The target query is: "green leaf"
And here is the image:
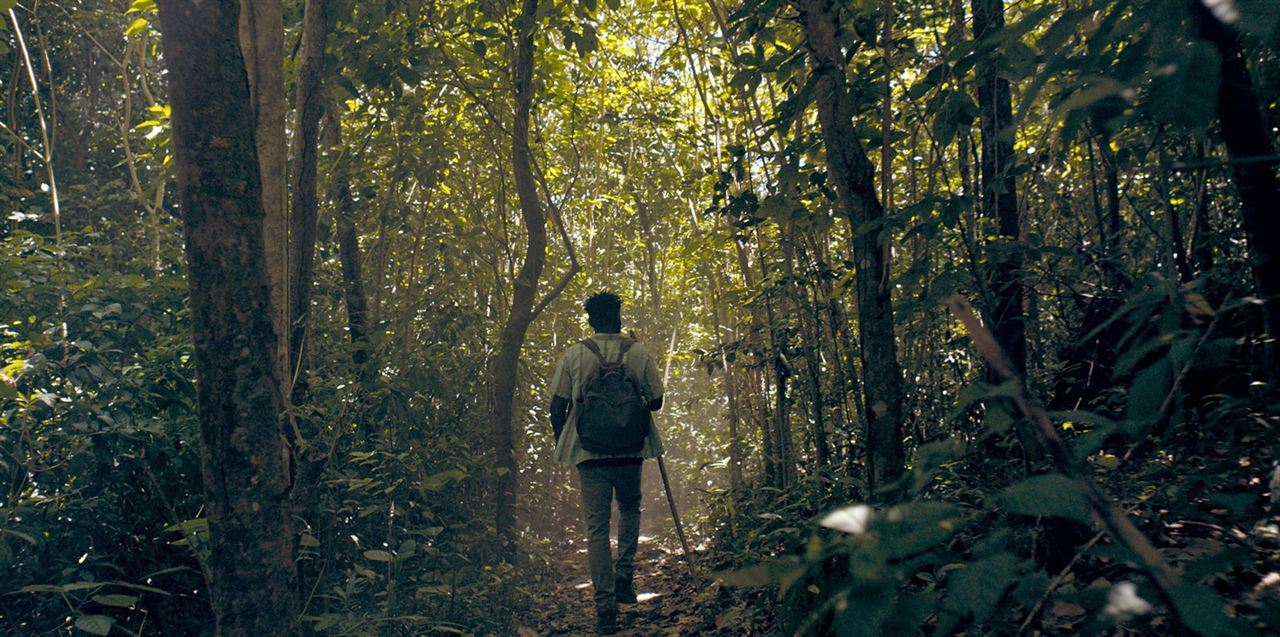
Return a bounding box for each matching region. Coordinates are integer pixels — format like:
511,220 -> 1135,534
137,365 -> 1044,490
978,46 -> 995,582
363,549 -> 393,562
422,468 -> 466,492
1052,78 -> 1129,120
0,0 -> 16,13
831,581 -> 896,637
1169,584 -> 1236,636
729,69 -> 759,92
1125,358 -> 1171,432
124,17 -> 149,37
876,502 -> 964,559
1148,42 -> 1221,128
93,594 -> 137,608
75,615 -> 114,636
578,24 -> 599,55
3,528 -> 38,545
880,591 -> 940,636
999,474 -> 1092,524
1011,570 -> 1050,610
985,401 -> 1014,434
126,0 -> 156,13
716,556 -> 805,598
1205,493 -> 1256,520
299,534 -> 320,548
945,553 -> 1020,623
416,584 -> 451,597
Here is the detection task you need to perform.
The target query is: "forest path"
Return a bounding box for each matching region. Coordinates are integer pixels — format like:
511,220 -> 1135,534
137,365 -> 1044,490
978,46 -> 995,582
516,534 -> 713,636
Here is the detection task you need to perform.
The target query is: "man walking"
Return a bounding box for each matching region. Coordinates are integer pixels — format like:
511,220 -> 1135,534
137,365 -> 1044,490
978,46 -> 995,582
549,292 -> 664,635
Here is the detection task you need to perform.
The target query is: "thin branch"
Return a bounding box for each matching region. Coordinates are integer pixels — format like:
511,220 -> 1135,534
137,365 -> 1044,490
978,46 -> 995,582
528,163 -> 581,321
436,43 -> 511,137
1168,153 -> 1280,171
1118,294 -> 1230,467
9,7 -> 61,248
1017,532 -> 1105,635
946,294 -> 1186,624
0,119 -> 42,159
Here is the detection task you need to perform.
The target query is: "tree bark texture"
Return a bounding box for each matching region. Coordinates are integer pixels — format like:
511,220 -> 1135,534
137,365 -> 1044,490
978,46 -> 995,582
154,1 -> 297,633
237,0 -> 290,406
1194,5 -> 1280,374
288,0 -> 330,398
323,101 -> 373,386
793,0 -> 906,493
492,0 -> 546,564
970,0 -> 1026,374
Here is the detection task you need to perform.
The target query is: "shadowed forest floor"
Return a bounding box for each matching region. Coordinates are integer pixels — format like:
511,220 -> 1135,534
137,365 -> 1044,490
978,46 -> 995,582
517,535 -> 729,636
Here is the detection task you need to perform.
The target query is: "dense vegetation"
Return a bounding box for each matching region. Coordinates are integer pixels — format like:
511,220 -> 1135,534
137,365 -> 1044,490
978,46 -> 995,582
2,0 -> 1279,634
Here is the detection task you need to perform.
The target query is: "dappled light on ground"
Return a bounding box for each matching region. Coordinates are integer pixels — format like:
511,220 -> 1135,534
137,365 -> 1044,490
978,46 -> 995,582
520,535 -> 716,636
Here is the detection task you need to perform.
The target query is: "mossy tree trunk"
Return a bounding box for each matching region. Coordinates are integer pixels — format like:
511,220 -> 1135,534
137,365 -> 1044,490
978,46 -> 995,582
155,0 -> 297,633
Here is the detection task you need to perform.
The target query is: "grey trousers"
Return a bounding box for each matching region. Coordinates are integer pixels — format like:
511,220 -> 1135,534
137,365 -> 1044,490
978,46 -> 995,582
576,460 -> 642,617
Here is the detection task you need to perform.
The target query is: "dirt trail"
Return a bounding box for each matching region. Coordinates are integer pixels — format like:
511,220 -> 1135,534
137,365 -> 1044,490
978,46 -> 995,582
517,535 -> 711,636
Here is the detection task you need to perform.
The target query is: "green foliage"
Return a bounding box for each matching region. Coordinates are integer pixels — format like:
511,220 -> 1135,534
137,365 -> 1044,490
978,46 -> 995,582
999,474 -> 1092,525
1,232 -> 204,634
5,0 -> 1280,633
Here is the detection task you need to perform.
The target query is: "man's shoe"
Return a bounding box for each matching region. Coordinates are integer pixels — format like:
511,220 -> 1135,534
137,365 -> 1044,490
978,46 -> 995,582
595,614 -> 619,635
615,583 -> 637,605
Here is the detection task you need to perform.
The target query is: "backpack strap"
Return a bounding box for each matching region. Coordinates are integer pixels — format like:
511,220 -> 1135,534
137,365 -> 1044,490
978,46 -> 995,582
579,338 -> 605,363
616,338 -> 635,364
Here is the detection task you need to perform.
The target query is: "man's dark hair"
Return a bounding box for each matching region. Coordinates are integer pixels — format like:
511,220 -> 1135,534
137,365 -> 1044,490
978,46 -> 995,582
584,292 -> 622,333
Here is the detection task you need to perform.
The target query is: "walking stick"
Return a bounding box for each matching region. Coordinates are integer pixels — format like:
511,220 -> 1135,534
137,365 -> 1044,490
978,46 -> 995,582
656,455 -> 696,578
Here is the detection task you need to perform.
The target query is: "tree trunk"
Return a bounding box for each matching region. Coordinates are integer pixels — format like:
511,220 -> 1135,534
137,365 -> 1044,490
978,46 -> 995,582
733,235 -> 777,485
783,224 -> 829,469
287,0 -> 330,401
1194,4 -> 1280,375
237,0 -> 290,408
633,189 -> 662,315
323,101 -> 373,387
1096,135 -> 1127,292
970,0 -> 1026,375
711,269 -> 742,488
793,0 -> 906,494
492,0 -> 546,564
155,1 -> 297,633
801,262 -> 831,468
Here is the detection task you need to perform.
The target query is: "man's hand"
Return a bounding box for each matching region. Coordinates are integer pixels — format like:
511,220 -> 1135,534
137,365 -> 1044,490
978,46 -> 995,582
649,396 -> 663,412
550,395 -> 570,440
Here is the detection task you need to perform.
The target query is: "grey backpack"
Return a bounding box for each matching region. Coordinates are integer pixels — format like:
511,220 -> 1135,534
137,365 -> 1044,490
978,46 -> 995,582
575,338 -> 649,454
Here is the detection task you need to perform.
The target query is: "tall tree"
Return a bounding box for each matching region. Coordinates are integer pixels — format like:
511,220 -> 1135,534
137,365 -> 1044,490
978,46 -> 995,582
287,0 -> 331,398
324,99 -> 375,389
154,0 -> 297,633
1193,4 -> 1280,378
491,0 -> 578,562
792,0 -> 906,492
970,0 -> 1026,374
237,0 -> 291,406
